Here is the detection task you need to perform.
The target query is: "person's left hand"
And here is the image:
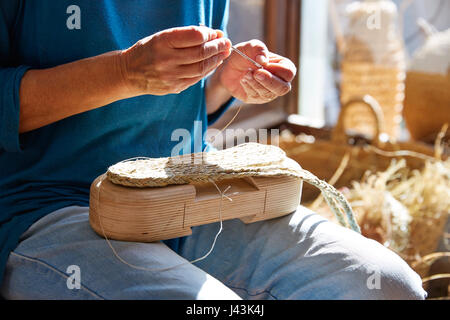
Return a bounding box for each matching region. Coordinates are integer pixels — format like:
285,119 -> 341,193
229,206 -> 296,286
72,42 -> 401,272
216,39 -> 296,104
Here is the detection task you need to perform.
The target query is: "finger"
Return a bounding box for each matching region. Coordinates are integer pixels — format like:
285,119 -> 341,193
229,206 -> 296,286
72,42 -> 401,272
255,53 -> 269,66
215,29 -> 225,38
232,39 -> 270,69
176,50 -> 230,78
267,52 -> 285,63
244,39 -> 269,61
240,78 -> 259,101
242,71 -> 277,101
264,61 -> 297,82
253,69 -> 292,96
163,26 -> 220,48
176,37 -> 232,64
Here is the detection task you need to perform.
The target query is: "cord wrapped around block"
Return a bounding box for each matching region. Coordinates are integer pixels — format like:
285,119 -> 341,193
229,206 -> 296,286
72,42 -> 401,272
105,143 -> 360,233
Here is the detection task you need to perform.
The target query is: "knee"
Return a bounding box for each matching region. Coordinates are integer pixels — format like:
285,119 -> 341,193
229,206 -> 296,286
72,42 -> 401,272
278,209 -> 427,300
365,252 -> 426,299
344,239 -> 427,300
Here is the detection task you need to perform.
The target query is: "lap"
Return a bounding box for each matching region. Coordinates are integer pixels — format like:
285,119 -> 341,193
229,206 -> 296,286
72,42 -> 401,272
181,206 -> 425,299
1,205 -> 426,300
0,206 -> 240,300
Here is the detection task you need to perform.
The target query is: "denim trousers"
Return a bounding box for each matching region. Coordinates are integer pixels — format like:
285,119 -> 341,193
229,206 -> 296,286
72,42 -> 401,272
1,205 -> 426,299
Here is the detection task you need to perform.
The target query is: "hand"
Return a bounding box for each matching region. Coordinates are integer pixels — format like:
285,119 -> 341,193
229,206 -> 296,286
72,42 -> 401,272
217,40 -> 296,104
119,26 -> 232,96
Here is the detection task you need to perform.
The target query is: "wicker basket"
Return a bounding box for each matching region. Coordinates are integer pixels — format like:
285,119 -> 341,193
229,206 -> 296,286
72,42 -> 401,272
403,70 -> 450,143
340,61 -> 405,138
403,214 -> 449,264
339,0 -> 406,139
278,95 -> 441,203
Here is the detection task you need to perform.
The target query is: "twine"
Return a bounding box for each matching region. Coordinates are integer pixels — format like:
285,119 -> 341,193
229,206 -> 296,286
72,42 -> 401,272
204,104 -> 243,151
310,152 -> 351,212
365,145 -> 439,162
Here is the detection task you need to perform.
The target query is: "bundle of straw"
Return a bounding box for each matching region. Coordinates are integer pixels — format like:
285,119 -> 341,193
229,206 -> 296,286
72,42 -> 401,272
313,157 -> 449,269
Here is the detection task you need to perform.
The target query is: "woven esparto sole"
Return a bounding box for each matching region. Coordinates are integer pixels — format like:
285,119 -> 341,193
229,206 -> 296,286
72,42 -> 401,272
107,143 -> 304,187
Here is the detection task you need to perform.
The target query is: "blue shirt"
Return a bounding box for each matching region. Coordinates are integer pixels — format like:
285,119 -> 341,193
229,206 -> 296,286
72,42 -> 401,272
0,0 -> 232,284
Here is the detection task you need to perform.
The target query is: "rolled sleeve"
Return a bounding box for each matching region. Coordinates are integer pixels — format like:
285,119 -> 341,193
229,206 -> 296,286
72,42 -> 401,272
0,65 -> 31,152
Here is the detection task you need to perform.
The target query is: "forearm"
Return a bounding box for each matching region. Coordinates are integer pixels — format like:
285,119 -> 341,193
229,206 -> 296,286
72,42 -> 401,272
19,51 -> 136,133
205,69 -> 232,115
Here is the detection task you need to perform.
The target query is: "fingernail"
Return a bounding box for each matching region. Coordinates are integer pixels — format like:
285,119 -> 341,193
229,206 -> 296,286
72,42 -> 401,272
245,71 -> 253,80
241,78 -> 247,84
215,29 -> 224,38
254,72 -> 265,81
256,54 -> 268,64
220,39 -> 231,51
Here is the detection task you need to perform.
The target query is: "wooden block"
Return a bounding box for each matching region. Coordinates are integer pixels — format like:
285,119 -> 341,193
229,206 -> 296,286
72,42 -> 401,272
89,174 -> 302,242
240,176 -> 303,223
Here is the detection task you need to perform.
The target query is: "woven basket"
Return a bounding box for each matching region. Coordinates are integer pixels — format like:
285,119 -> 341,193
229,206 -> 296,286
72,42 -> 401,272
403,70 -> 450,143
340,61 -> 405,139
403,214 -> 449,264
278,95 -> 441,203
339,0 -> 406,139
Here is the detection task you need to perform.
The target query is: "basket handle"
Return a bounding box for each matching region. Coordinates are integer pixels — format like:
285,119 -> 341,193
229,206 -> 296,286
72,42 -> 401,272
332,95 -> 385,147
417,18 -> 438,39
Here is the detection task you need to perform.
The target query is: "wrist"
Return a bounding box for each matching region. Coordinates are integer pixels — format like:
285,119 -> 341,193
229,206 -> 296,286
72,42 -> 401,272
115,48 -> 145,97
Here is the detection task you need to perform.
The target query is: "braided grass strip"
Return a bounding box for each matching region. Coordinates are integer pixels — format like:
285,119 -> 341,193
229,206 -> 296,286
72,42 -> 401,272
107,143 -> 361,233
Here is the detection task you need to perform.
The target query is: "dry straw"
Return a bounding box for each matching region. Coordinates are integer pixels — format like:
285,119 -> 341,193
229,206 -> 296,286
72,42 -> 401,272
313,154 -> 449,269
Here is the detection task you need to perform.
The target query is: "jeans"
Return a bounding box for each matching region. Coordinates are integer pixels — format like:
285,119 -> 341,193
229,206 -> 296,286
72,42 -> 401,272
1,205 -> 426,299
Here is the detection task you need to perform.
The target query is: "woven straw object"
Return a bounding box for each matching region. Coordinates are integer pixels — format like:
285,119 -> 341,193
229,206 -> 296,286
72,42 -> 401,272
340,0 -> 406,139
403,26 -> 450,143
404,71 -> 450,142
107,143 -> 302,187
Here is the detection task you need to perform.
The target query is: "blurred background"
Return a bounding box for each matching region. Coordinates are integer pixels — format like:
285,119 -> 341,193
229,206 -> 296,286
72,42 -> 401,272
222,0 -> 449,129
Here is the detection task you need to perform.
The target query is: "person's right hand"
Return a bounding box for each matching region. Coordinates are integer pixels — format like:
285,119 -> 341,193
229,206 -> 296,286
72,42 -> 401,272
119,26 -> 232,96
